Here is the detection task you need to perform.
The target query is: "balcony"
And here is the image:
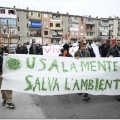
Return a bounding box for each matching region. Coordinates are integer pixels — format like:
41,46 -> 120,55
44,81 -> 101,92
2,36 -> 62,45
99,29 -> 109,33
109,21 -> 113,24
86,29 -> 95,33
30,33 -> 41,37
86,21 -> 95,25
69,18 -> 78,23
1,34 -> 18,38
109,27 -> 113,30
51,35 -> 62,38
100,22 -> 109,26
50,16 -> 62,22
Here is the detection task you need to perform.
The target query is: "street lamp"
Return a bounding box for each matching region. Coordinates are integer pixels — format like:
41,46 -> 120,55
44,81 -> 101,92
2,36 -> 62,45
2,20 -> 13,54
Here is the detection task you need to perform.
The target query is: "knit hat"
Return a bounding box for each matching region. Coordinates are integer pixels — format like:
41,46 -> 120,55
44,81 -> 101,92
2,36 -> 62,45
63,43 -> 69,50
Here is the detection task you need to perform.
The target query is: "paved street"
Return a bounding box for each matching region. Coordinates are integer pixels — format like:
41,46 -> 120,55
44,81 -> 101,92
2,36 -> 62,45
0,92 -> 120,119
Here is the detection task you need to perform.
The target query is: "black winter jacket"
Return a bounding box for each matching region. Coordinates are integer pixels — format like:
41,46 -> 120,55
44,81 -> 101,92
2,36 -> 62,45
22,46 -> 28,54
106,44 -> 120,57
0,48 -> 7,73
99,44 -> 110,57
29,46 -> 39,54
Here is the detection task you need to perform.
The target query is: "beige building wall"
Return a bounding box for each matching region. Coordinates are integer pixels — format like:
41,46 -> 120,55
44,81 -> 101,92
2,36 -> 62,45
17,10 -> 29,45
113,19 -> 118,38
29,11 -> 41,20
41,13 -> 51,44
78,17 -> 86,40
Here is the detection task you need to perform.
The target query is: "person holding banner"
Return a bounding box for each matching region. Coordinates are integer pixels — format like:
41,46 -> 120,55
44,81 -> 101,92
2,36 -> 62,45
0,38 -> 15,109
107,37 -> 120,102
63,44 -> 73,57
74,41 -> 90,100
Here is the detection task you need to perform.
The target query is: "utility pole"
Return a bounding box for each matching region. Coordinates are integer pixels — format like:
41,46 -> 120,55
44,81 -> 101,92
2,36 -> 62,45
7,20 -> 10,54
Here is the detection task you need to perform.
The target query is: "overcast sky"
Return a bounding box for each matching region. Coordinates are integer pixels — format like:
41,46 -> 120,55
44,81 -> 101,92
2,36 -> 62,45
0,0 -> 120,18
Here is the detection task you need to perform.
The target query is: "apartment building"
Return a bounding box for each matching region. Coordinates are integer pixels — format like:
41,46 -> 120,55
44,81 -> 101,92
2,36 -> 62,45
16,8 -> 29,44
41,12 -> 51,44
85,16 -> 95,40
28,10 -> 42,44
0,7 -> 18,44
112,18 -> 118,38
94,17 -> 100,39
98,17 -> 119,39
79,16 -> 86,41
118,19 -> 120,37
50,12 -> 63,44
1,6 -> 120,45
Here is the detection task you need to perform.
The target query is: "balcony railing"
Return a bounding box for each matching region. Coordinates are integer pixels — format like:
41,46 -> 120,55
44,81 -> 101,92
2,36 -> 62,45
109,22 -> 113,24
101,22 -> 109,26
109,27 -> 113,30
51,35 -> 62,38
30,34 -> 41,37
86,29 -> 95,33
86,21 -> 95,25
99,29 -> 109,32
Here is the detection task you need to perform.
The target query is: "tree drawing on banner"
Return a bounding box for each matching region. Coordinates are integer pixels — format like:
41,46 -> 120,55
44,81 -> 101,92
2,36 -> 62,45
6,57 -> 22,71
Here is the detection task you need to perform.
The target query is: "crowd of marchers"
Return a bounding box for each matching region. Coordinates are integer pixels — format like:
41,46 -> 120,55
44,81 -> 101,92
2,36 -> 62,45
0,37 -> 120,109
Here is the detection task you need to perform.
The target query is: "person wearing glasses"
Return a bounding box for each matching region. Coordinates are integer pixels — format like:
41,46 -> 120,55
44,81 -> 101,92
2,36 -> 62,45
107,37 -> 120,101
74,41 -> 90,100
0,38 -> 15,109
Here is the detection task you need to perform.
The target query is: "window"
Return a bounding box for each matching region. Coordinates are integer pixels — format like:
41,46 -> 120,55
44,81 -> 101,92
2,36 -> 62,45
50,23 -> 53,27
44,14 -> 48,18
87,33 -> 89,36
0,9 -> 5,14
81,18 -> 83,21
31,12 -> 33,16
38,13 -> 40,17
27,23 -> 28,28
80,33 -> 83,36
72,32 -> 74,35
18,36 -> 20,40
81,26 -> 83,29
44,22 -> 48,27
51,31 -> 55,35
27,33 -> 29,37
44,31 -> 48,35
68,26 -> 70,30
8,10 -> 15,15
90,33 -> 93,36
18,17 -> 19,22
90,26 -> 92,29
73,17 -> 77,20
18,26 -> 20,31
70,24 -> 73,28
56,23 -> 60,27
26,14 -> 28,18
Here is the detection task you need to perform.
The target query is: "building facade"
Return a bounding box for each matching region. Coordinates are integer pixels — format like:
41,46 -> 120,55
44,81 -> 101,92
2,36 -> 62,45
16,8 -> 29,45
1,6 -> 120,45
0,7 -> 18,44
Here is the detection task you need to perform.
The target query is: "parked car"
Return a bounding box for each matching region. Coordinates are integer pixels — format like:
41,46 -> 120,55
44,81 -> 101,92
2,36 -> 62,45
6,45 -> 17,54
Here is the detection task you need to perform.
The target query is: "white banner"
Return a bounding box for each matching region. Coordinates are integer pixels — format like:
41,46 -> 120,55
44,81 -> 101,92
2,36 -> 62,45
1,54 -> 120,95
43,44 -> 100,57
